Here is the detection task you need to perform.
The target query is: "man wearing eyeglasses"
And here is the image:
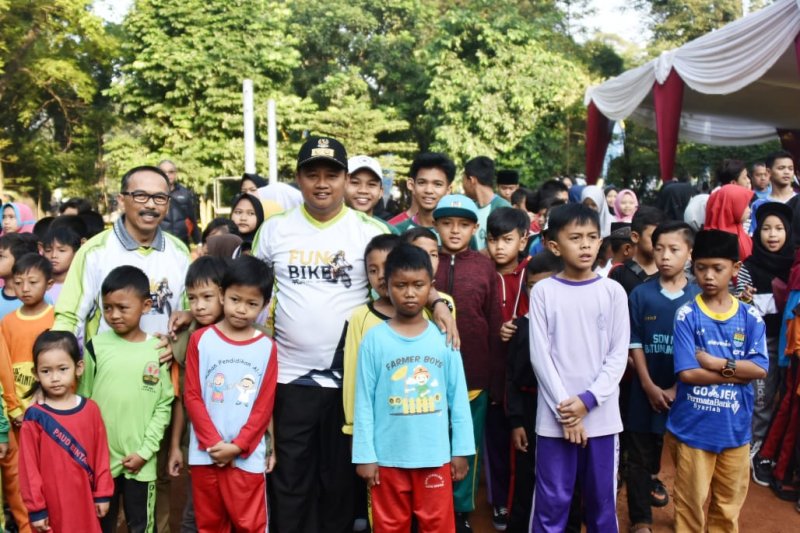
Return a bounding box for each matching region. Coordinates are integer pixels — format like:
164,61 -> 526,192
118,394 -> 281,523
158,159 -> 201,247
54,165 -> 190,341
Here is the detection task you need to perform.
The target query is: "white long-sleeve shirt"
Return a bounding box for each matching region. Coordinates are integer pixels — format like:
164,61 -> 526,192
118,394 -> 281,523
528,275 -> 630,438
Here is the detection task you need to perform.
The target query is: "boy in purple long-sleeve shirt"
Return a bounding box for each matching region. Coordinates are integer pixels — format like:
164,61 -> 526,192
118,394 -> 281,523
529,203 -> 630,532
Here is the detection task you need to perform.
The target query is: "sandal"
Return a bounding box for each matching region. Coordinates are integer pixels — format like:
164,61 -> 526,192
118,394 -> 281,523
650,478 -> 669,508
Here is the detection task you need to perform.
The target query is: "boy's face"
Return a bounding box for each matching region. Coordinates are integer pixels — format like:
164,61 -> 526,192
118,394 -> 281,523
13,268 -> 52,307
409,168 -> 450,213
2,207 -> 18,234
187,281 -> 223,326
632,224 -> 657,259
220,284 -> 265,331
345,170 -> 382,215
654,232 -> 691,279
487,230 -> 527,268
44,240 -> 77,276
388,268 -> 432,318
366,248 -> 391,299
411,236 -> 440,273
770,157 -> 795,188
526,270 -> 555,291
435,216 -> 477,254
0,247 -> 14,278
548,221 -> 601,272
498,183 -> 519,203
102,288 -> 152,336
693,258 -> 739,297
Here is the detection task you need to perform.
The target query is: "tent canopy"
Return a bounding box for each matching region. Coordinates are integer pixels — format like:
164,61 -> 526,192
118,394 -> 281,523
584,0 -> 800,182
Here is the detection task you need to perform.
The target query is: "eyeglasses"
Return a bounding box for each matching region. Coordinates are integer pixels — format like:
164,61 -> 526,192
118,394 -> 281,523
121,191 -> 171,206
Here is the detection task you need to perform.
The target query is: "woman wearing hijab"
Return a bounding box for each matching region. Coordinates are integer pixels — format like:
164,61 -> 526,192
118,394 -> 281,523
704,184 -> 754,260
580,185 -> 613,237
229,193 -> 264,252
683,194 -> 709,231
240,173 -> 269,195
613,189 -> 639,222
568,184 -> 585,204
1,202 -> 35,235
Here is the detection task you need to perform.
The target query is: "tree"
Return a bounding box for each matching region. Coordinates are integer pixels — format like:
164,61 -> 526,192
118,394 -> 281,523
105,0 -> 301,189
423,4 -> 589,182
0,0 -> 118,203
634,0 -> 743,53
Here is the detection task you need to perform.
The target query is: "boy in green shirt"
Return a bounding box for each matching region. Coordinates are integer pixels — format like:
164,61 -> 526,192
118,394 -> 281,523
78,265 -> 174,533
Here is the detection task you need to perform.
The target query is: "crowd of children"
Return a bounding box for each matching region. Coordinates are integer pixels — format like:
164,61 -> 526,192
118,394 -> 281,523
0,141 -> 797,533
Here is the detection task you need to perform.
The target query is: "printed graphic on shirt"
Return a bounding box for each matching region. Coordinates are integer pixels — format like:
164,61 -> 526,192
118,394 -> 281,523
235,374 -> 257,406
683,384 -> 741,414
387,361 -> 443,416
150,278 -> 174,315
142,362 -> 160,386
202,359 -> 264,406
287,249 -> 353,288
209,373 -> 226,402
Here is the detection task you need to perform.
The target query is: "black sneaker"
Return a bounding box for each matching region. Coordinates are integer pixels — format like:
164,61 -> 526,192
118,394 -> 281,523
455,512 -> 472,533
752,455 -> 774,487
492,506 -> 509,531
650,478 -> 669,508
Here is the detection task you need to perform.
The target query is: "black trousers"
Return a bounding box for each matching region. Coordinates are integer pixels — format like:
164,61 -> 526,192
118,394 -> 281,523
270,384 -> 354,533
624,431 -> 664,525
508,393 -> 537,532
101,476 -> 156,533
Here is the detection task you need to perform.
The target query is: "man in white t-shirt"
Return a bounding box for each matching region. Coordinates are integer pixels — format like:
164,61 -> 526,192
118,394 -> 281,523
256,137 -> 457,532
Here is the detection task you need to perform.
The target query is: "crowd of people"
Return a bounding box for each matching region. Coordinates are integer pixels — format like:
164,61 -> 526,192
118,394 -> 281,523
0,137 -> 796,533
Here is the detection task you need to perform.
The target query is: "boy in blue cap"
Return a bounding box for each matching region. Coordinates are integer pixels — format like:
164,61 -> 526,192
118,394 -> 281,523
433,194 -> 503,531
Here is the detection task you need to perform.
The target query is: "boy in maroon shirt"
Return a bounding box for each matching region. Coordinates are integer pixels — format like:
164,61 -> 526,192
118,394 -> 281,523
433,194 -> 503,532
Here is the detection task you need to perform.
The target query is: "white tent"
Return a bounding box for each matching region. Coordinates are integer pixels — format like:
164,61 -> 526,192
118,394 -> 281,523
583,0 -> 800,181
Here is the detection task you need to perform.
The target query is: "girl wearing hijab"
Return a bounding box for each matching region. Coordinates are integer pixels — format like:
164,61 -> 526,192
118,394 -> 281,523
1,202 -> 35,235
240,173 -> 269,195
736,203 -> 794,455
229,193 -> 264,252
704,184 -> 754,260
683,194 -> 709,231
604,186 -> 618,215
614,189 -> 639,222
580,185 -> 613,237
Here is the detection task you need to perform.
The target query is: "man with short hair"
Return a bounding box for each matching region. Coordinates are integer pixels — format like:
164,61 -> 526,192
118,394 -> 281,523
158,159 -> 201,246
54,165 -> 190,533
751,162 -> 772,199
496,169 -> 520,203
766,150 -> 796,203
462,156 -> 511,250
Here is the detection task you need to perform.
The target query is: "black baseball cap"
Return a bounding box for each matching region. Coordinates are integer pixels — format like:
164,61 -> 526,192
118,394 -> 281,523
296,136 -> 348,170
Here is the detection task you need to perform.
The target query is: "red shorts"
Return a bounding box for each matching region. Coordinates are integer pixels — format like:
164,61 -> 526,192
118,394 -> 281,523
190,465 -> 268,532
371,463 -> 454,533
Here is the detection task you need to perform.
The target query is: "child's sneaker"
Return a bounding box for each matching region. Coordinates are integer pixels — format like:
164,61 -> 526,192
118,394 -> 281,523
751,455 -> 774,486
491,506 -> 508,531
770,478 -> 800,502
455,512 -> 472,533
650,478 -> 669,508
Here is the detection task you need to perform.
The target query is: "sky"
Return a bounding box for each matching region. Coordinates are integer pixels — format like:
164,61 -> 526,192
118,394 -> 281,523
93,0 -> 651,45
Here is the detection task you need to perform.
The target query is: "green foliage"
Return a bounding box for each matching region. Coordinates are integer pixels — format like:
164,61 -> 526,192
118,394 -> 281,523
0,0 -> 118,202
635,0 -> 742,53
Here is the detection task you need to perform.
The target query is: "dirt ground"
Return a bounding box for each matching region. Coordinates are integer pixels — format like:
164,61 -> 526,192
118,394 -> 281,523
165,446 -> 800,532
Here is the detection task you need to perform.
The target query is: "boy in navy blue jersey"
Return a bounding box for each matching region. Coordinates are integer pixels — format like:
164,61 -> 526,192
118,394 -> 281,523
624,222 -> 700,532
667,229 -> 768,532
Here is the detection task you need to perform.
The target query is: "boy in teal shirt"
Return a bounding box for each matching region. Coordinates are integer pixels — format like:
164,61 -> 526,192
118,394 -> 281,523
353,243 -> 473,532
78,265 -> 174,533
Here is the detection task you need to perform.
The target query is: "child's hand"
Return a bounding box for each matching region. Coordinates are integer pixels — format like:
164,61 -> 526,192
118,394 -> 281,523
31,387 -> 45,405
13,414 -> 23,428
563,421 -> 588,447
557,396 -> 588,426
499,320 -> 517,342
644,383 -> 672,413
356,463 -> 380,488
168,310 -> 194,338
0,442 -> 8,459
511,427 -> 528,452
451,456 -> 469,482
167,446 -> 183,477
95,501 -> 110,518
154,334 -> 174,364
739,285 -> 755,303
265,447 -> 276,473
207,441 -> 241,466
121,453 -> 146,474
695,349 -> 725,372
432,304 -> 460,350
32,517 -> 50,531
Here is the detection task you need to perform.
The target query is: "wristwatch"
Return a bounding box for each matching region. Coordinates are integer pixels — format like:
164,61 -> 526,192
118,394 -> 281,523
431,298 -> 454,313
721,359 -> 737,378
